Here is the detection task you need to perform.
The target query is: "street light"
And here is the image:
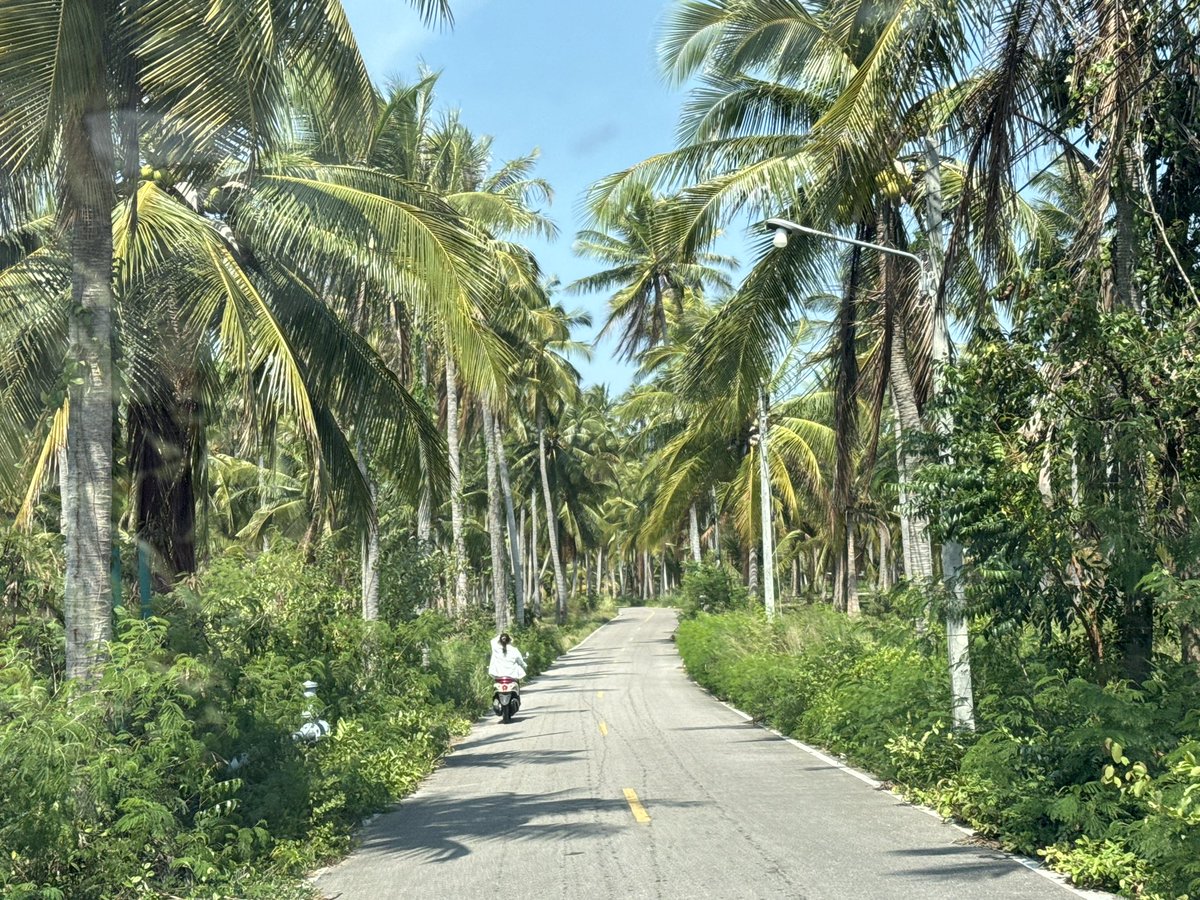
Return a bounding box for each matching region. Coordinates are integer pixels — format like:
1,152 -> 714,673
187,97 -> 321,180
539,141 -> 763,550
767,213 -> 976,731
766,216 -> 929,291
759,216 -> 932,621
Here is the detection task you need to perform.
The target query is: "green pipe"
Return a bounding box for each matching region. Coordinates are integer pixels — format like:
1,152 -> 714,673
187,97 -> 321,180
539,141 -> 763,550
137,539 -> 152,618
111,544 -> 122,610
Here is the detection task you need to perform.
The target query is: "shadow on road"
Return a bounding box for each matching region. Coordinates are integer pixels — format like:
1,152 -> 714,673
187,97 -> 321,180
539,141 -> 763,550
443,747 -> 587,770
670,724 -> 763,732
886,847 -> 1029,882
539,657 -> 604,668
350,790 -> 703,864
452,730 -> 569,751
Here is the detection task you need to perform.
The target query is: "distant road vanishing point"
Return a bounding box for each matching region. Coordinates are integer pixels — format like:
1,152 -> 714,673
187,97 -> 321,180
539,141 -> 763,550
313,607 -> 1108,900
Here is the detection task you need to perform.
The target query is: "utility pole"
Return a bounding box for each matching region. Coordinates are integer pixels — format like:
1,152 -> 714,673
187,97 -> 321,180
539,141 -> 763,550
924,139 -> 975,731
767,211 -> 975,729
757,384 -> 776,619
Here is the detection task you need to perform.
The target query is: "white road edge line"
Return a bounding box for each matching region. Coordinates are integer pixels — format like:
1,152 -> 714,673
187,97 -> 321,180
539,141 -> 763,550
557,608 -> 623,657
709,694 -> 1114,900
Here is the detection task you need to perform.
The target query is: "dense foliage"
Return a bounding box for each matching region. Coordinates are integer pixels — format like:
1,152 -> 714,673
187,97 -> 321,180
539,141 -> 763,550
676,600 -> 1200,898
0,542 -> 609,899
2,0 -> 1199,895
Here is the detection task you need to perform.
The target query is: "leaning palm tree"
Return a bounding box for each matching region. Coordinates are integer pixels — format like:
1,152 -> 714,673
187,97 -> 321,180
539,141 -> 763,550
353,81 -> 536,615
586,0 -> 1005,725
633,323 -> 833,610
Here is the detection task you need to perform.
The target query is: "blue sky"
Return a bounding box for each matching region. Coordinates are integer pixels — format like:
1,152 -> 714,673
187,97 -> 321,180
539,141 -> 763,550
341,0 -> 704,393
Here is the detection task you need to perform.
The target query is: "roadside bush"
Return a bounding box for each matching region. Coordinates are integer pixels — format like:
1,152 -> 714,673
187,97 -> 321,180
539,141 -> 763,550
675,605 -> 1200,898
676,561 -> 749,618
1099,736 -> 1200,897
0,541 -> 610,898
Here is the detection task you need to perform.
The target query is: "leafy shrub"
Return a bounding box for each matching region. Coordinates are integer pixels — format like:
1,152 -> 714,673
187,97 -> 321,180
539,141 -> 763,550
675,605 -> 1200,898
677,561 -> 750,618
0,541 -> 609,898
1039,837 -> 1150,893
1103,740 -> 1200,897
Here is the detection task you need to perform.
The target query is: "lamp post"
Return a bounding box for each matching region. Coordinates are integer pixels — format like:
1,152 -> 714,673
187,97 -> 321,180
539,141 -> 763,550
755,384 -> 776,619
767,214 -> 975,730
766,217 -> 929,290
767,216 -> 926,615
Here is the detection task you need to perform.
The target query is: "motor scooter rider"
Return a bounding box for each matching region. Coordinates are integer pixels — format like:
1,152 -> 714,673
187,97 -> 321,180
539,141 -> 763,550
488,632 -> 527,680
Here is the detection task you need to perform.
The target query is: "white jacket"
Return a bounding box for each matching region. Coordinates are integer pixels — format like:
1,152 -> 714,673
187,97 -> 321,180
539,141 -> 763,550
488,636 -> 527,679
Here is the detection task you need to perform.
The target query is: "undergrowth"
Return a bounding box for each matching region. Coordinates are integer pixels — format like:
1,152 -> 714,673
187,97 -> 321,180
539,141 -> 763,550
0,542 -> 611,899
674,570 -> 1200,899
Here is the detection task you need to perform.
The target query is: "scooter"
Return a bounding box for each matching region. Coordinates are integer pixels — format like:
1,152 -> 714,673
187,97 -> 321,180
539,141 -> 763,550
492,677 -> 521,723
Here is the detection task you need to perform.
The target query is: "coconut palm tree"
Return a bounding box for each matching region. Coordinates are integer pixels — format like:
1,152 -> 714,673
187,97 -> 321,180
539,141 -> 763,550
570,184 -> 735,361
347,78 -> 554,616
631,331 -> 834,608
0,0 -> 460,671
513,298 -> 591,622
585,0 -> 1005,724
1,141 -> 471,600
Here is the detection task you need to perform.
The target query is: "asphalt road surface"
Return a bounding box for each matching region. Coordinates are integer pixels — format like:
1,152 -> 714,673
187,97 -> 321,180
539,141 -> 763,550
314,607 -> 1103,900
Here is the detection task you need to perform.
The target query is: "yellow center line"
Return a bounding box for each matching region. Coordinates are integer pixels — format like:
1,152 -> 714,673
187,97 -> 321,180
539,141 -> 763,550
599,721 -> 608,736
623,788 -> 651,824
596,691 -> 605,698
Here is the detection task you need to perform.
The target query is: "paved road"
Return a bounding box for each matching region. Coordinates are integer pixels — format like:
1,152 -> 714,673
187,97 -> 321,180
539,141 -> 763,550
314,607 -> 1100,899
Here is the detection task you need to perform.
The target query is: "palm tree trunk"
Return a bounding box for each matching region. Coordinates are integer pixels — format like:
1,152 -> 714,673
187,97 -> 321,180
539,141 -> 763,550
58,446 -> 69,536
748,545 -> 759,596
416,342 -> 432,549
63,8 -> 116,682
712,486 -> 722,565
891,348 -> 933,580
538,409 -> 568,623
519,505 -> 528,610
845,515 -> 860,617
481,403 -> 508,629
493,414 -> 524,624
833,539 -> 846,611
1182,623 -> 1200,667
660,545 -> 667,596
444,352 -> 468,613
878,521 -> 894,592
357,436 -> 380,620
1112,154 -> 1142,313
689,503 -> 702,563
823,549 -> 833,603
129,396 -> 199,587
530,487 -> 540,617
